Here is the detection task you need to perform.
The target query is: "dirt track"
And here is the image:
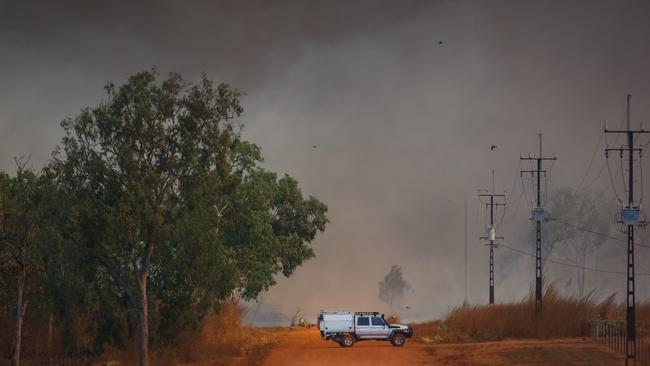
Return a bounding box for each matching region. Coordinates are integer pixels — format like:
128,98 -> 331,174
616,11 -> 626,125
261,328 -> 625,366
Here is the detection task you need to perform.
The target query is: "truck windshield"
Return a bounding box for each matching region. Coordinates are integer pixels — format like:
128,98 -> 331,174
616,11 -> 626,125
371,317 -> 385,326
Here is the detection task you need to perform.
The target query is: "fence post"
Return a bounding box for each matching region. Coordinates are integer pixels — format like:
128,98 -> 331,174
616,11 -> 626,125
618,326 -> 627,352
620,324 -> 622,353
618,324 -> 621,352
608,324 -> 611,348
614,325 -> 621,352
613,324 -> 616,351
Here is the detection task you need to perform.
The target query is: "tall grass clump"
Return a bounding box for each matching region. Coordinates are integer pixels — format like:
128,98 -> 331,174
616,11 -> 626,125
413,285 -> 624,342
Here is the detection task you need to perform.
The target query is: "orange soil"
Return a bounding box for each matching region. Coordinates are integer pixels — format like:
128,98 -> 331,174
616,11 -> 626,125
261,328 -> 624,366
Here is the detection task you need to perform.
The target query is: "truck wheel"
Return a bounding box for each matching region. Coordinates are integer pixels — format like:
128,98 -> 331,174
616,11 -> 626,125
340,334 -> 355,347
390,333 -> 406,347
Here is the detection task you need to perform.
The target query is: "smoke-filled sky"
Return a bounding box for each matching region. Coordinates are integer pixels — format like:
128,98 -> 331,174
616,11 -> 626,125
3,0 -> 650,324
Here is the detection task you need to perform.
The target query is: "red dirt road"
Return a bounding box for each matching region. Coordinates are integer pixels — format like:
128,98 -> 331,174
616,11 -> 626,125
261,328 -> 433,366
261,328 -> 625,366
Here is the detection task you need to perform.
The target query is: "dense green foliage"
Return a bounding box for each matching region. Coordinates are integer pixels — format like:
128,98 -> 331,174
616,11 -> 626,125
0,70 -> 328,362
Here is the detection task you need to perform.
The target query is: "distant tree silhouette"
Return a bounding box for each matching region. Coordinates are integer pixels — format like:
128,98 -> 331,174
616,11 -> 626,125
379,265 -> 411,314
545,188 -> 612,297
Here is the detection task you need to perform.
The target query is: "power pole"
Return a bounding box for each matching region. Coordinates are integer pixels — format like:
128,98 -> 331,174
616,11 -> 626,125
479,170 -> 506,305
520,134 -> 557,313
604,94 -> 648,366
464,199 -> 468,305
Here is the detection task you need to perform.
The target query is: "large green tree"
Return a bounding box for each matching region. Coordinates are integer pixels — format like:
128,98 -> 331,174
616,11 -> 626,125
52,70 -> 328,365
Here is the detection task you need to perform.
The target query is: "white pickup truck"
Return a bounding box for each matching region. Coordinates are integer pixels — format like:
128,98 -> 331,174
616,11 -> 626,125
317,310 -> 413,347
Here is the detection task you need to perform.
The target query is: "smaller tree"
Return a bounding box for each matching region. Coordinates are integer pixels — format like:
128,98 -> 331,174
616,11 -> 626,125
0,161 -> 50,366
378,265 -> 411,314
546,188 -> 612,297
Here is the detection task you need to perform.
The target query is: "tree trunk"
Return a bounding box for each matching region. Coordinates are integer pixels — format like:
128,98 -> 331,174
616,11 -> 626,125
12,274 -> 26,366
138,274 -> 149,366
47,312 -> 54,354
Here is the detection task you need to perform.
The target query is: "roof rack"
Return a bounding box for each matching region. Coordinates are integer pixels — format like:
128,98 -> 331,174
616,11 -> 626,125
354,311 -> 380,316
318,310 -> 352,314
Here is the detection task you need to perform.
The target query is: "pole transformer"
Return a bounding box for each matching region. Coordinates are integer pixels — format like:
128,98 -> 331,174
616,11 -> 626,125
479,170 -> 506,305
604,94 -> 648,366
520,134 -> 557,313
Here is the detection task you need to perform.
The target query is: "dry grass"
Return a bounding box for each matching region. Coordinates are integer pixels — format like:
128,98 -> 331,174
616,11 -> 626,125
1,298 -> 284,366
412,286 -> 650,344
68,299 -> 284,366
165,298 -> 284,365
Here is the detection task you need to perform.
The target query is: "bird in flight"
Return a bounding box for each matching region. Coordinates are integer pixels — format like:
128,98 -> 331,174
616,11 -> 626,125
491,145 -> 498,150
312,145 -> 318,148
437,41 -> 443,45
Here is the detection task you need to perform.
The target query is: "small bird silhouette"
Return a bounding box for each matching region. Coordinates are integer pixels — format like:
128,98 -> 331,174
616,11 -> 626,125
437,41 -> 443,45
490,145 -> 498,150
405,306 -> 412,310
312,145 -> 318,148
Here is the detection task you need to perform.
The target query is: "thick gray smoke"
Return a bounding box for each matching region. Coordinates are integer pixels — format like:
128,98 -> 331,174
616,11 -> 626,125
2,0 -> 650,324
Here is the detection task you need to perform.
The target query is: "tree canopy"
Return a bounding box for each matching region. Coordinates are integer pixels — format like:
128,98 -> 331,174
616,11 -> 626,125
0,70 -> 329,365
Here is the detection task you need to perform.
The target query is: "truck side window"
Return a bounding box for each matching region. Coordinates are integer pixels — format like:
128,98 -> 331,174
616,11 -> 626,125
357,317 -> 370,326
371,317 -> 385,326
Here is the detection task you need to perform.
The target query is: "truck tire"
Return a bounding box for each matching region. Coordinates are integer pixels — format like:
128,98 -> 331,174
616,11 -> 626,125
339,334 -> 355,347
390,332 -> 406,347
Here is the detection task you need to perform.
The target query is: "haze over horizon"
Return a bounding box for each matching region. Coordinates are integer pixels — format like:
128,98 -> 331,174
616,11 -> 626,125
2,0 -> 650,325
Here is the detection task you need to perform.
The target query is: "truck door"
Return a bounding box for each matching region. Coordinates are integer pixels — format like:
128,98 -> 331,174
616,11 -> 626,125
370,316 -> 389,338
355,316 -> 372,339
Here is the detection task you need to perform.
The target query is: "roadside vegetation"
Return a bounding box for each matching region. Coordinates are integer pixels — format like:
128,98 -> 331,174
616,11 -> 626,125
413,285 -> 650,343
96,299 -> 285,366
0,298 -> 284,366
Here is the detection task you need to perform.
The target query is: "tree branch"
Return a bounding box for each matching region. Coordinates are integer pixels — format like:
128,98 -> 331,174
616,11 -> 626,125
99,256 -> 138,307
0,238 -> 19,253
139,237 -> 156,285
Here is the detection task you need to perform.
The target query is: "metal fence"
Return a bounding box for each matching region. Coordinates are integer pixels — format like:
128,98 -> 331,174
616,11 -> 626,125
590,319 -> 650,365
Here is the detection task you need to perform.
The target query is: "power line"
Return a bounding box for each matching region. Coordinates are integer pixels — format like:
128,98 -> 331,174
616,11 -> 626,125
606,153 -> 625,206
499,243 -> 650,277
577,131 -> 604,190
548,217 -> 650,250
579,162 -> 607,192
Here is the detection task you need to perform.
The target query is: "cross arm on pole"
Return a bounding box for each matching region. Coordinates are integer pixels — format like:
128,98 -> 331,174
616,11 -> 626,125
605,148 -> 643,152
520,157 -> 557,161
604,130 -> 650,134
